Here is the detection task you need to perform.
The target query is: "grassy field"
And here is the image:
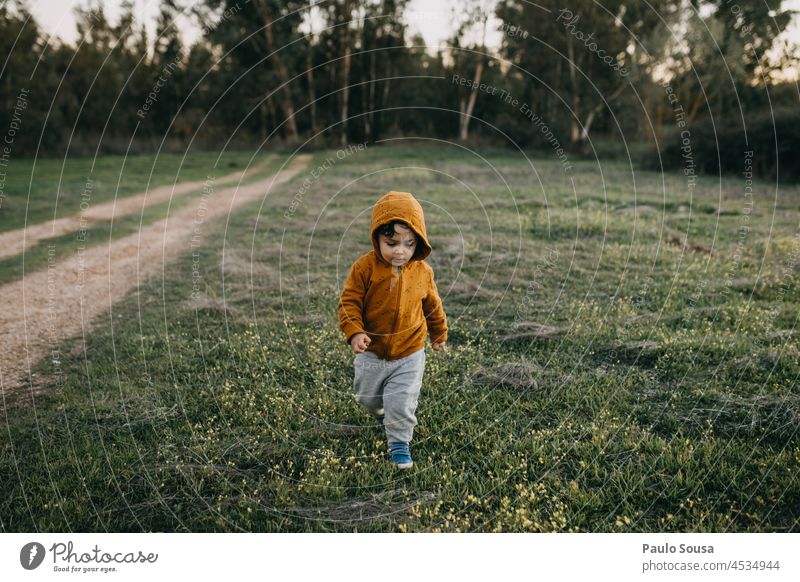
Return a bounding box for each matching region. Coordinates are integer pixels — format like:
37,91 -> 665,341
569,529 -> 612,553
1,143 -> 798,532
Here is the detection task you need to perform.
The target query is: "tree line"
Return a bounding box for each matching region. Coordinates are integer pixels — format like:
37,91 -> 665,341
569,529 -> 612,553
0,0 -> 797,180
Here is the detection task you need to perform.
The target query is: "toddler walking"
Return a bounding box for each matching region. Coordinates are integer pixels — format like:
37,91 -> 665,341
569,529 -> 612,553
338,191 -> 448,469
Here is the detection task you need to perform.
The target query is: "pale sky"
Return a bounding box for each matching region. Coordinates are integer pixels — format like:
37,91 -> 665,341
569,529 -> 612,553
26,0 -> 488,49
23,0 -> 800,68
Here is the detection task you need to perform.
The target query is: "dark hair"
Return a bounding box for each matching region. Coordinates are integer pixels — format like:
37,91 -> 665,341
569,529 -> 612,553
374,221 -> 423,259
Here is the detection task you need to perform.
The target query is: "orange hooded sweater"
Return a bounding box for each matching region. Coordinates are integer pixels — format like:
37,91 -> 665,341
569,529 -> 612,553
338,191 -> 448,361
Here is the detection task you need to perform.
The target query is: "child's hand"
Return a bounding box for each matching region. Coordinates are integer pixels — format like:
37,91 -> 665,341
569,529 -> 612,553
350,333 -> 371,354
431,340 -> 446,352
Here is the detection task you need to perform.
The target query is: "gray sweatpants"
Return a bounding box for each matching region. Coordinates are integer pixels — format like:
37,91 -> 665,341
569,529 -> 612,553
353,348 -> 426,444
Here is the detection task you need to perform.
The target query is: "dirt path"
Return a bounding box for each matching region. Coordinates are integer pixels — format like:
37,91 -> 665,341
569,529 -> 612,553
0,155 -> 276,261
0,155 -> 310,400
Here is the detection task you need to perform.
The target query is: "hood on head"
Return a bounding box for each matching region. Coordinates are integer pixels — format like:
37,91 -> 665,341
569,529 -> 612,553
370,191 -> 432,263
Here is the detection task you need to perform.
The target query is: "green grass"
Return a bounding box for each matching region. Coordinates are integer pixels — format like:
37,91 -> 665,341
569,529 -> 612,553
1,144 -> 798,532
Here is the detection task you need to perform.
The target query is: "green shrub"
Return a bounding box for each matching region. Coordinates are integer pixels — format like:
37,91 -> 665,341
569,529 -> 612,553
642,107 -> 800,183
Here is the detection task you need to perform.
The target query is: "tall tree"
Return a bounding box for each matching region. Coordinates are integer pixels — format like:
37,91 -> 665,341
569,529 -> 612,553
449,0 -> 492,141
253,0 -> 300,141
350,0 -> 410,142
497,0 -> 676,150
333,0 -> 357,145
644,0 -> 795,132
198,0 -> 305,142
702,0 -> 794,82
300,5 -> 320,136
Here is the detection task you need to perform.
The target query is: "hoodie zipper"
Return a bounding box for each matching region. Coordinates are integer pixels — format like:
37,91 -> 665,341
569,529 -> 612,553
384,264 -> 403,359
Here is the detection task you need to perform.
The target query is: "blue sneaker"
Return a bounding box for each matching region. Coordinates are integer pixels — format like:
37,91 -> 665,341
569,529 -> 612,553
389,441 -> 414,469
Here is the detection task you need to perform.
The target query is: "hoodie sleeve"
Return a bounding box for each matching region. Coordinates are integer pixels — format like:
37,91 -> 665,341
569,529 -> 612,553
422,265 -> 448,344
338,256 -> 370,345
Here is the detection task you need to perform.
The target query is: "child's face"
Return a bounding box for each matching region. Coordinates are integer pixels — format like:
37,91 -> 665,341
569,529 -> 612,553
378,223 -> 418,267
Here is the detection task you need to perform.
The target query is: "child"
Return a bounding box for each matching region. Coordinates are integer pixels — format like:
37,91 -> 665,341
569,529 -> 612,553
338,191 -> 448,469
